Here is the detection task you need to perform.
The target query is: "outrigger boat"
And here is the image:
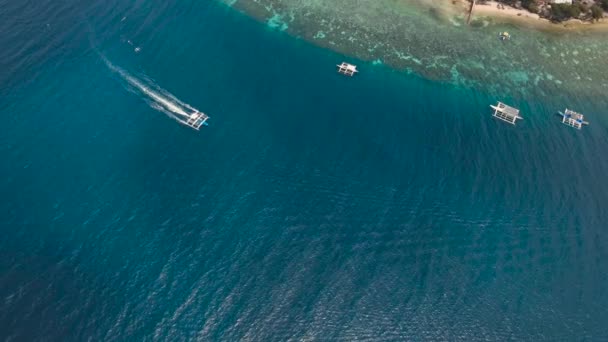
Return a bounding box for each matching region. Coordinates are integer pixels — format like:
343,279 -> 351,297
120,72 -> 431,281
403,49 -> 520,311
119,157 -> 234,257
182,111 -> 209,130
558,109 -> 588,130
337,62 -> 358,76
490,101 -> 522,125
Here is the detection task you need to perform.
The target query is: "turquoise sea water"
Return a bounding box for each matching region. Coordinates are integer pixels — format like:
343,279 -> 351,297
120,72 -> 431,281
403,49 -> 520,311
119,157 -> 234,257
1,0 -> 608,340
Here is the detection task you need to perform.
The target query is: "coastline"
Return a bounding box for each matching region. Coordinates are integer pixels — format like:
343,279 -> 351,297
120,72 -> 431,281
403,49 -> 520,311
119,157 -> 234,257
461,0 -> 608,33
224,0 -> 608,103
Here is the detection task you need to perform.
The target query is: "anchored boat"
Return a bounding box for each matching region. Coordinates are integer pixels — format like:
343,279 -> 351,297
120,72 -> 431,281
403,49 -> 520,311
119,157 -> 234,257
558,109 -> 588,130
491,101 -> 522,125
337,62 -> 358,76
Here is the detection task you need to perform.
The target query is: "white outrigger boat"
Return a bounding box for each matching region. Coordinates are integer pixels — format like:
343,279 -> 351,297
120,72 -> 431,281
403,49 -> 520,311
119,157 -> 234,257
490,101 -> 522,125
558,109 -> 588,130
337,62 -> 358,76
180,111 -> 209,130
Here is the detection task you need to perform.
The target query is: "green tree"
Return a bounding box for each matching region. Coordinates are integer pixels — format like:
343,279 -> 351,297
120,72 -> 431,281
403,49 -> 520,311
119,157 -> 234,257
568,3 -> 582,18
551,3 -> 581,21
522,0 -> 539,13
590,5 -> 604,20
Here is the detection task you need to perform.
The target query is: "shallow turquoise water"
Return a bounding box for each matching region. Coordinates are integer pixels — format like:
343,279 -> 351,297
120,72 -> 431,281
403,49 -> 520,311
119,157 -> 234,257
228,0 -> 608,104
1,1 -> 607,340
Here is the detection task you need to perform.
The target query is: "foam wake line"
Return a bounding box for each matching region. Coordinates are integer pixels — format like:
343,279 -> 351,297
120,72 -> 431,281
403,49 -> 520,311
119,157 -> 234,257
101,56 -> 198,121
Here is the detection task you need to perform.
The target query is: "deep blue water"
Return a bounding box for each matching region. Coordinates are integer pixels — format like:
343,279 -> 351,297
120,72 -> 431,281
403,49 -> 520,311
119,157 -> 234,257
1,1 -> 608,340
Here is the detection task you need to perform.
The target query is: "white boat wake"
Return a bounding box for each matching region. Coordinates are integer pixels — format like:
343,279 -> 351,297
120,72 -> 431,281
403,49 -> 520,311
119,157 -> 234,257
101,56 -> 208,130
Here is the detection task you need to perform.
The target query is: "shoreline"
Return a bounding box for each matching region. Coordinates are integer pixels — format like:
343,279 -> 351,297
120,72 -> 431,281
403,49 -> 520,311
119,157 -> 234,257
225,0 -> 608,102
460,0 -> 608,33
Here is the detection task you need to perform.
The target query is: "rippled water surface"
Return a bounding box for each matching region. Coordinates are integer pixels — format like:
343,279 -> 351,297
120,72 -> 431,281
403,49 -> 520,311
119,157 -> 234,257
1,0 -> 607,340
